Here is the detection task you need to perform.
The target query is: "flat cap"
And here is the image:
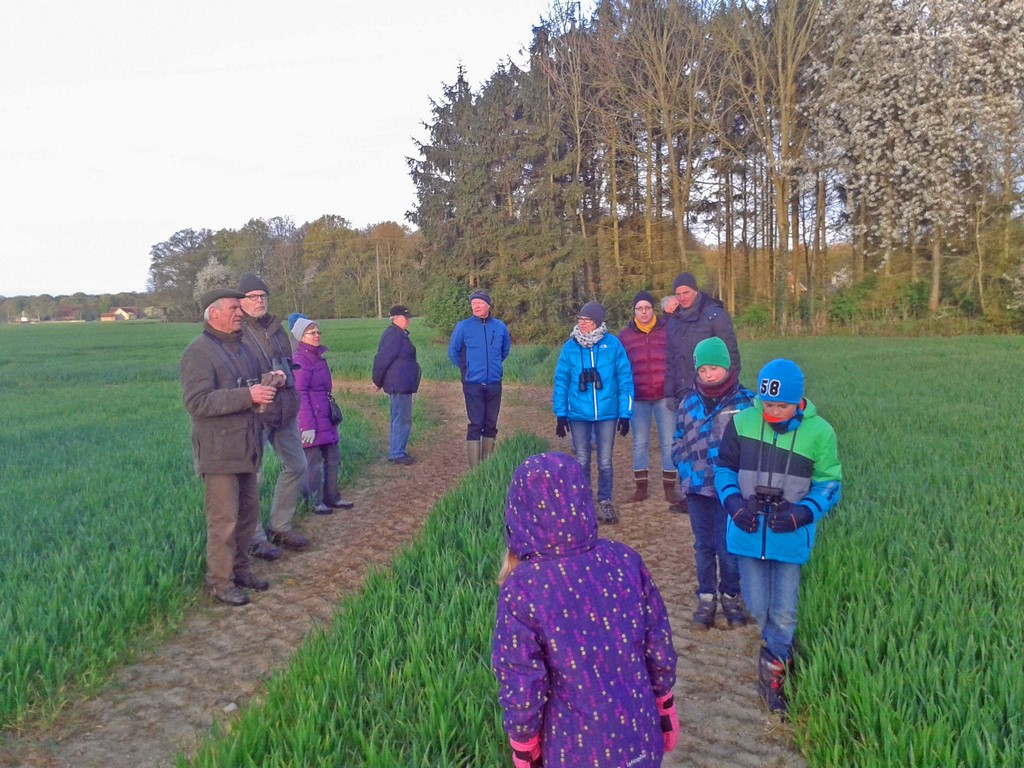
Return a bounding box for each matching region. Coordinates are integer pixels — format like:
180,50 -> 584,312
200,288 -> 245,311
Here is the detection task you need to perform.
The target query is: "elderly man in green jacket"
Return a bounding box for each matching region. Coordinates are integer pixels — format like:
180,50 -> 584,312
180,288 -> 279,606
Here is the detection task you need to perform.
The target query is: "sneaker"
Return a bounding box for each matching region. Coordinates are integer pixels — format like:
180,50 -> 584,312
233,571 -> 270,591
314,503 -> 336,515
211,585 -> 251,606
328,497 -> 355,509
268,529 -> 310,549
388,455 -> 416,465
249,540 -> 283,561
597,500 -> 619,524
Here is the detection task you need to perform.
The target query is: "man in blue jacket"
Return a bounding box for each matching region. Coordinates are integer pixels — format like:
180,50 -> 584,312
372,305 -> 421,465
448,290 -> 511,467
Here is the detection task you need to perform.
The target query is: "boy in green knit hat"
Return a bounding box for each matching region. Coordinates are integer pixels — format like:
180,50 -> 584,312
671,337 -> 755,630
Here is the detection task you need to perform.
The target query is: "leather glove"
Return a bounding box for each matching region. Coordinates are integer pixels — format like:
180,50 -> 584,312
617,417 -> 630,437
301,429 -> 316,445
768,501 -> 814,532
555,416 -> 568,438
509,735 -> 542,768
656,693 -> 680,753
724,494 -> 759,533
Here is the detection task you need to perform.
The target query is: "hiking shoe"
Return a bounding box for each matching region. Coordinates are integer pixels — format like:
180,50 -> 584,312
597,500 -> 619,524
388,455 -> 416,465
314,503 -> 336,515
328,497 -> 355,509
692,594 -> 717,630
720,593 -> 747,628
249,540 -> 282,561
211,585 -> 251,606
234,571 -> 270,591
268,529 -> 310,549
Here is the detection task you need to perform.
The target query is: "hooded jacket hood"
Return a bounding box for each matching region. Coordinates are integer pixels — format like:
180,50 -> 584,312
504,452 -> 597,560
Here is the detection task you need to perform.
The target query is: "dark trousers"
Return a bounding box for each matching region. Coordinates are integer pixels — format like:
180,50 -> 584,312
462,381 -> 503,440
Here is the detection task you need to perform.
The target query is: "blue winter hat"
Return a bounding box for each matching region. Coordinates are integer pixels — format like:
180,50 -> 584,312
469,290 -> 492,305
757,359 -> 804,404
287,312 -> 307,331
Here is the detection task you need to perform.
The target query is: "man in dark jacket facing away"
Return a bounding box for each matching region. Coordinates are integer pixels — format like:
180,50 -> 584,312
664,272 -> 741,407
180,289 -> 279,606
237,272 -> 312,559
372,305 -> 421,465
448,290 -> 511,467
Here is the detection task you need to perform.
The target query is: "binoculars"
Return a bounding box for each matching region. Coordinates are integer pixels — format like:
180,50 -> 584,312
754,484 -> 784,514
270,354 -> 297,389
579,368 -> 603,391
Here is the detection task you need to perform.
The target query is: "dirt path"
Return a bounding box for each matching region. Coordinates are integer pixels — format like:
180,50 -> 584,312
1,381 -> 804,768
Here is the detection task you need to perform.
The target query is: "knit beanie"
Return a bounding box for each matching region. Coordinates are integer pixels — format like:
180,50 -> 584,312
238,272 -> 270,295
291,317 -> 317,342
287,312 -> 307,331
633,290 -> 656,308
693,337 -> 731,370
672,272 -> 698,291
757,358 -> 804,404
577,301 -> 606,326
469,290 -> 492,305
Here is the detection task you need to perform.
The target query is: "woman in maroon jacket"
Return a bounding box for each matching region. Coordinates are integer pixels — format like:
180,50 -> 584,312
292,318 -> 354,513
617,291 -> 685,511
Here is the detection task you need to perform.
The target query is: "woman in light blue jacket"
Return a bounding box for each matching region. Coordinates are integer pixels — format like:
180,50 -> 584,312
552,301 -> 634,523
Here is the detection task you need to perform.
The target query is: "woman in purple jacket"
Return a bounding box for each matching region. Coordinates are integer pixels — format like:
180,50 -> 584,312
292,318 -> 354,513
492,452 -> 679,768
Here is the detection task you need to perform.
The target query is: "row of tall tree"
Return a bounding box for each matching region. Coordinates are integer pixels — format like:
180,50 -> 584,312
408,0 -> 1024,333
128,0 -> 1024,337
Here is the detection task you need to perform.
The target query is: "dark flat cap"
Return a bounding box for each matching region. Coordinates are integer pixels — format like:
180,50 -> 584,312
200,288 -> 245,311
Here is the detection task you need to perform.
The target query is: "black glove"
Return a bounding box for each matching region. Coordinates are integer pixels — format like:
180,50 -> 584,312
666,397 -> 678,413
768,501 -> 814,532
555,416 -> 569,438
725,494 -> 759,533
617,418 -> 630,437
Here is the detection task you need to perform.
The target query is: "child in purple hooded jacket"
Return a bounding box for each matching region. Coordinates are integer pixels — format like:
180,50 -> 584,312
492,452 -> 679,768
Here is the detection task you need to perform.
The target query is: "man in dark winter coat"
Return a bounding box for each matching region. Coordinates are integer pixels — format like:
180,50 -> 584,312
447,290 -> 511,467
664,272 -> 740,407
238,272 -> 311,558
372,305 -> 421,465
180,289 -> 278,606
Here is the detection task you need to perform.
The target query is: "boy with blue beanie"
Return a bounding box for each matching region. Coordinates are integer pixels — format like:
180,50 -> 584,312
714,358 -> 842,713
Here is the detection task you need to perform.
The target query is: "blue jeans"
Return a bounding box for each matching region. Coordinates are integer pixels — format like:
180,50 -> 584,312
737,556 -> 802,660
631,398 -> 675,472
388,393 -> 413,459
462,381 -> 502,440
568,419 -> 616,502
687,493 -> 740,597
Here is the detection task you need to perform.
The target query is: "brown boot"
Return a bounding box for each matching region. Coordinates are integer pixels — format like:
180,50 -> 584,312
662,470 -> 687,513
466,440 -> 482,468
630,470 -> 649,502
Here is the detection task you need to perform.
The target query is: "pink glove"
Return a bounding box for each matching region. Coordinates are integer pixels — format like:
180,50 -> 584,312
656,692 -> 680,753
509,734 -> 542,768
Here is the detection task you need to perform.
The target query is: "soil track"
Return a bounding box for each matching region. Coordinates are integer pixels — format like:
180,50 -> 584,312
1,381 -> 805,768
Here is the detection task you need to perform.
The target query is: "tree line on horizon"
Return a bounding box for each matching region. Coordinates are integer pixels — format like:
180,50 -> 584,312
6,0 -> 1023,338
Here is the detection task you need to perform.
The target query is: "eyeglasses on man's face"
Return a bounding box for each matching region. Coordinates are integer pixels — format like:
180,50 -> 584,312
243,293 -> 269,302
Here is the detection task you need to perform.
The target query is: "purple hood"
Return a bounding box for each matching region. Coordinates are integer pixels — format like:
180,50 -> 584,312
504,452 -> 597,561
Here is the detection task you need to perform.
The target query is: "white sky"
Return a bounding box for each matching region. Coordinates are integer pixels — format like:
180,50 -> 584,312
0,0 -> 565,297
